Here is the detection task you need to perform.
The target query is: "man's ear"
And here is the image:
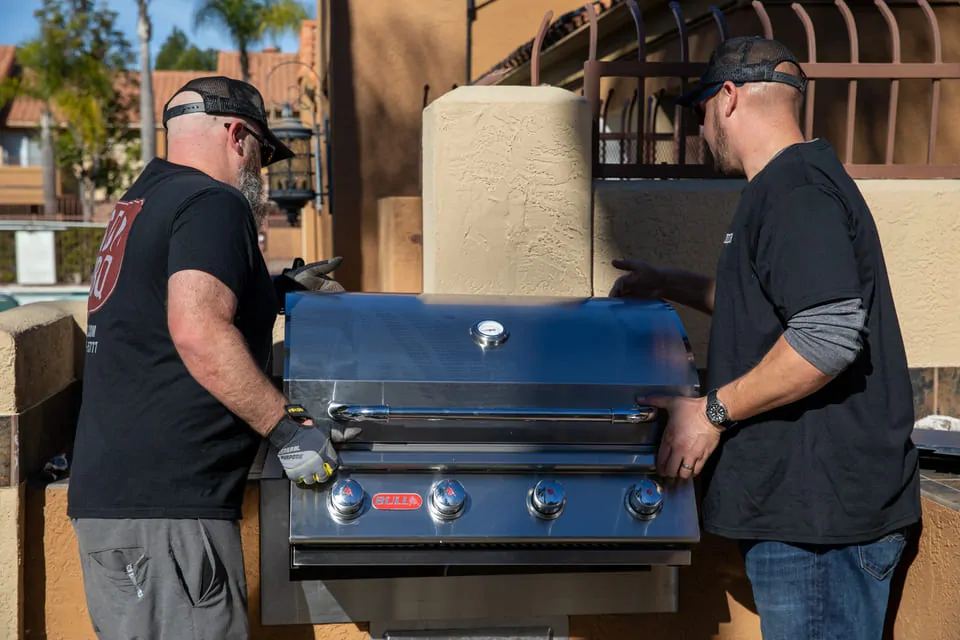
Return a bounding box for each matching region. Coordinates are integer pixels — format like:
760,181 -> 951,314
225,121 -> 245,156
721,81 -> 738,118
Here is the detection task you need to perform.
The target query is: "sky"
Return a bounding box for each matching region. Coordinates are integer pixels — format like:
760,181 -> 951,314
0,0 -> 311,66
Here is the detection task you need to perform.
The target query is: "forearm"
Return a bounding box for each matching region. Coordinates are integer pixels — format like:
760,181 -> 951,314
717,335 -> 833,422
660,268 -> 716,315
174,322 -> 287,436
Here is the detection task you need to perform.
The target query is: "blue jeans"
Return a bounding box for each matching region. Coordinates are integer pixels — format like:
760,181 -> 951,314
740,530 -> 908,640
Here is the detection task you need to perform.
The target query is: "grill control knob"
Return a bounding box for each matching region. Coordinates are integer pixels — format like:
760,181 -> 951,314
626,478 -> 663,520
529,480 -> 565,519
429,479 -> 467,520
328,478 -> 364,520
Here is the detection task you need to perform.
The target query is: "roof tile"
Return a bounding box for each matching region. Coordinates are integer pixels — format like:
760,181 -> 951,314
1,41 -> 308,128
216,49 -> 299,112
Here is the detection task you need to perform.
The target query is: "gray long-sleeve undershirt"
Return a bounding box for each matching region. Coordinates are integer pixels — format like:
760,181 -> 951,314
783,298 -> 866,376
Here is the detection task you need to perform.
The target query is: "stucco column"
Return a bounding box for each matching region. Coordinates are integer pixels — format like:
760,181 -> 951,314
421,85 -> 593,295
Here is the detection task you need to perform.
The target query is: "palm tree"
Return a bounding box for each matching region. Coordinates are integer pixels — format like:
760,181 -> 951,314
136,0 -> 156,164
194,0 -> 308,83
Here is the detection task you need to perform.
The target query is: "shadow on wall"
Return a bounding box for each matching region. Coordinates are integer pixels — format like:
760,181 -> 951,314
330,0 -> 465,292
592,180 -> 742,366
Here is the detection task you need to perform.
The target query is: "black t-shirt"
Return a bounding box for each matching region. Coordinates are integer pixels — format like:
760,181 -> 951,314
702,138 -> 922,545
67,158 -> 277,520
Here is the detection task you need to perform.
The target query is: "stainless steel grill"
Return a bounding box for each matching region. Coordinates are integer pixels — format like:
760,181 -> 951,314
260,292 -> 701,630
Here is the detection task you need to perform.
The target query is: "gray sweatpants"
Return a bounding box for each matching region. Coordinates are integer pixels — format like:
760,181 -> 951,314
72,518 -> 249,640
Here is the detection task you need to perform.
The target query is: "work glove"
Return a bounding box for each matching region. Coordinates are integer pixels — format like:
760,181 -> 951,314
273,256 -> 345,313
268,404 -> 363,485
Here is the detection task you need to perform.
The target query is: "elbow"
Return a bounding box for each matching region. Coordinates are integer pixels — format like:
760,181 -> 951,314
170,315 -> 216,373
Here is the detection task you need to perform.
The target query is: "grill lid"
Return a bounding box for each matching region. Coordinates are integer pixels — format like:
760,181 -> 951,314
284,292 -> 699,444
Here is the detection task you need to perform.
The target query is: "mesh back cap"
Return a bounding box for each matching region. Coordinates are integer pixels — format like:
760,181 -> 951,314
162,76 -> 295,165
676,36 -> 807,107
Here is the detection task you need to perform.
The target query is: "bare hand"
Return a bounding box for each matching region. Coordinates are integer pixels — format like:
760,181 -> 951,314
640,394 -> 722,480
609,258 -> 664,299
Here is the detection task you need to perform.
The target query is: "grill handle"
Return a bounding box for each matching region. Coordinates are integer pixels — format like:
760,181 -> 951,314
326,404 -> 659,424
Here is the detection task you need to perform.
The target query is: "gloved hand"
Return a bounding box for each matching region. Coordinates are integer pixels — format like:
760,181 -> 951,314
273,256 -> 345,313
268,405 -> 363,484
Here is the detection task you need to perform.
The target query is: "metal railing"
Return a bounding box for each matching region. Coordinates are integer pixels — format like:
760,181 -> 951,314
525,0 -> 960,179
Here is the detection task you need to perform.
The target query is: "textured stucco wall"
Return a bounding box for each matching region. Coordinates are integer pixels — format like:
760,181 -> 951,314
593,180 -> 742,366
0,302 -> 85,415
0,485 -> 23,640
422,85 -> 593,296
593,179 -> 960,368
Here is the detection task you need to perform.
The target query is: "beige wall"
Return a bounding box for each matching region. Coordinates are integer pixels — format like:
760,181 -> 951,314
469,0 -> 587,79
593,179 -> 960,368
421,85 -> 593,296
327,0 -> 465,292
322,0 -> 595,291
377,197 -> 423,294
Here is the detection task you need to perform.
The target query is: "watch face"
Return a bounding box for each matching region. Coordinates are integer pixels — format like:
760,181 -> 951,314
706,402 -> 726,424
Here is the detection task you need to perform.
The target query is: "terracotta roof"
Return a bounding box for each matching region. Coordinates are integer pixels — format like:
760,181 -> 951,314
151,69 -> 212,119
2,55 -> 211,128
0,46 -> 14,81
5,95 -> 44,128
1,42 -> 305,128
475,0 -> 621,83
216,49 -> 299,111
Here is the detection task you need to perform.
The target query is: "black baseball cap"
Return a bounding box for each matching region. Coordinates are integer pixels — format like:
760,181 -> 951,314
676,36 -> 807,108
162,76 -> 295,166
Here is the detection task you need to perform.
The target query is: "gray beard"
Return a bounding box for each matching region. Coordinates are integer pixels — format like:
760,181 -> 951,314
238,162 -> 266,227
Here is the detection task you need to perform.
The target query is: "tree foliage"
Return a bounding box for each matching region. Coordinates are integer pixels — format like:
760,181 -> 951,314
194,0 -> 309,81
155,27 -> 218,71
52,1 -> 139,217
0,0 -> 139,219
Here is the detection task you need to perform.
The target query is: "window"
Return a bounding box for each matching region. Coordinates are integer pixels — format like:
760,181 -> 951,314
0,130 -> 44,167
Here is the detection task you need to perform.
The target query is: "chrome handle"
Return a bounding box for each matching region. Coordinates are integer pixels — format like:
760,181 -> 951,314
327,404 -> 658,424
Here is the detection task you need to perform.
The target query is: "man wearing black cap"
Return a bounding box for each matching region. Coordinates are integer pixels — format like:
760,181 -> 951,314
612,37 -> 921,639
67,77 -> 359,638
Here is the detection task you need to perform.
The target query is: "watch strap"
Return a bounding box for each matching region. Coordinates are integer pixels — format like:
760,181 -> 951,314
706,389 -> 736,429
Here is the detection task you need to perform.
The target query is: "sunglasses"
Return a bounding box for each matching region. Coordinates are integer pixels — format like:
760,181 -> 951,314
224,121 -> 275,165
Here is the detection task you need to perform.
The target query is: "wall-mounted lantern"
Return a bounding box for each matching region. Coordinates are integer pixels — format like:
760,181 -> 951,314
264,61 -> 331,226
266,103 -> 318,225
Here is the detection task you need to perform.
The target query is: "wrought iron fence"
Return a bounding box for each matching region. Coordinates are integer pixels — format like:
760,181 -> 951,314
526,0 -> 960,179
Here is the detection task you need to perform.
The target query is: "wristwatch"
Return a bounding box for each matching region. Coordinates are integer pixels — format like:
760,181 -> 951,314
705,389 -> 736,430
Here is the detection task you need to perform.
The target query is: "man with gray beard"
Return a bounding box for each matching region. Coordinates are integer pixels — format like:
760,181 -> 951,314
67,77 -> 358,639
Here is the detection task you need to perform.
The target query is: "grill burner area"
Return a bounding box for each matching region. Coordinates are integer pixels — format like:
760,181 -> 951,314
260,292 -> 702,626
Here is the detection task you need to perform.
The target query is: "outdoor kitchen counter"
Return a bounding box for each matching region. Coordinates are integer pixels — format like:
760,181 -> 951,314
23,476 -> 960,640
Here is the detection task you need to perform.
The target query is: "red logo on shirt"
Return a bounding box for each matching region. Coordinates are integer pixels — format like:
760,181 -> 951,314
88,199 -> 144,314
